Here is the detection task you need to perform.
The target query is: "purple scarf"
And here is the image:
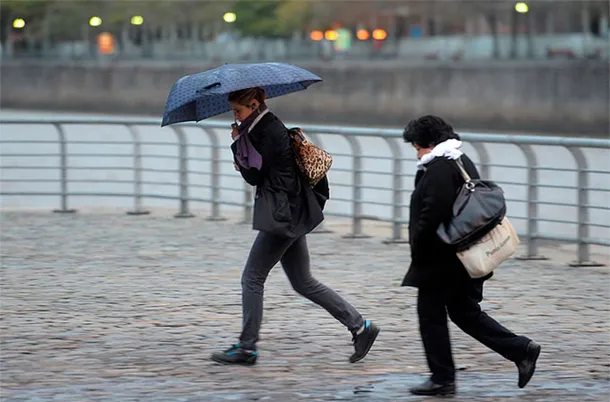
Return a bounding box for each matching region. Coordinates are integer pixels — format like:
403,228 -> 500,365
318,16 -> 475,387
233,103 -> 269,170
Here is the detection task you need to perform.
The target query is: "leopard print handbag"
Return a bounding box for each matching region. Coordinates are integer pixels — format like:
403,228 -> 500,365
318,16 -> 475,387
288,128 -> 333,186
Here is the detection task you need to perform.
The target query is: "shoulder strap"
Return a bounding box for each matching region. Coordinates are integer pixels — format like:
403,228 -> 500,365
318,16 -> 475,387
454,157 -> 472,183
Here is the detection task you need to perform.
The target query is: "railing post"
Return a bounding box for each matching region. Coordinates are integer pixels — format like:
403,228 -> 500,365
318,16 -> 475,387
383,137 -> 407,244
342,136 -> 370,239
200,128 -> 226,221
172,127 -> 195,218
308,132 -> 332,234
567,147 -> 603,267
126,125 -> 150,216
516,144 -> 547,261
471,142 -> 491,179
52,123 -> 76,214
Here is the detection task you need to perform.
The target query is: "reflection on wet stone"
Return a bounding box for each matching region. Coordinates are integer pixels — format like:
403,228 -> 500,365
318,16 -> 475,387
1,210 -> 609,401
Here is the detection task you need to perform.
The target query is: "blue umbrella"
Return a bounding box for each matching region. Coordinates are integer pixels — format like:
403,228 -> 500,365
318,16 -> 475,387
161,62 -> 322,127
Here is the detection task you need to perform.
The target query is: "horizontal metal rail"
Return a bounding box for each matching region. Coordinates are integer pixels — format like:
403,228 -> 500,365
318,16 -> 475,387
1,116 -> 609,267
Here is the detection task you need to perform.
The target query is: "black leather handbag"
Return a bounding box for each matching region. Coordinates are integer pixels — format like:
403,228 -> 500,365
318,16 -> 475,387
436,158 -> 506,251
252,178 -> 324,239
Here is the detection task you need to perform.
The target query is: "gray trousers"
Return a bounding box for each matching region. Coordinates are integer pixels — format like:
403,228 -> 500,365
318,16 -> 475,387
239,231 -> 364,348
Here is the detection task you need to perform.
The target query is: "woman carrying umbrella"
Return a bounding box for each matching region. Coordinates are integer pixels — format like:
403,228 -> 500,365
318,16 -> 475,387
210,86 -> 379,365
162,63 -> 379,366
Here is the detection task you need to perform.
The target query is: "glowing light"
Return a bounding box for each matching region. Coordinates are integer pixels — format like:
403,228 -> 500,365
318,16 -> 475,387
130,15 -> 144,25
515,2 -> 529,13
372,29 -> 388,41
223,12 -> 237,23
356,29 -> 370,40
89,16 -> 102,27
310,30 -> 323,41
97,32 -> 115,55
12,18 -> 26,29
324,30 -> 338,41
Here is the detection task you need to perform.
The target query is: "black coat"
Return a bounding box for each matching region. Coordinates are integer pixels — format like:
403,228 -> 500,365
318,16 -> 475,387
231,112 -> 326,238
402,154 -> 492,289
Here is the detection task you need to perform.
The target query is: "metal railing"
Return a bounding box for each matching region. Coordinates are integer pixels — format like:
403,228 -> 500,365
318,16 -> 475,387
1,116 -> 609,267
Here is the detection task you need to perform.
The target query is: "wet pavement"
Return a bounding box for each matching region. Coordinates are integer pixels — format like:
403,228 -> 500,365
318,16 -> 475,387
1,209 -> 609,401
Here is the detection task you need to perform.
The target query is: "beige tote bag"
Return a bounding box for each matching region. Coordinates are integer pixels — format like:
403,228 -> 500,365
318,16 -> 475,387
457,217 -> 520,279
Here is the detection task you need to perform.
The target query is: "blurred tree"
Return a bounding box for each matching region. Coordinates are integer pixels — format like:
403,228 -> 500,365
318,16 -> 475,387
275,0 -> 317,34
233,0 -> 281,37
232,0 -> 316,38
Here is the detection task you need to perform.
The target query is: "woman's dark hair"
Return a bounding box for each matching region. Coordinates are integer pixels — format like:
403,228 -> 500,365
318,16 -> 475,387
228,87 -> 266,106
402,115 -> 460,148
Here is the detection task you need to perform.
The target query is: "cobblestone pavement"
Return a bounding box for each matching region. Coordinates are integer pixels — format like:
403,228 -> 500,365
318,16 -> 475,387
1,210 -> 609,402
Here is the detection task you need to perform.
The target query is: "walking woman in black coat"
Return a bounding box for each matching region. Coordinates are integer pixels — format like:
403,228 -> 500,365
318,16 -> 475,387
212,87 -> 379,365
402,116 -> 541,396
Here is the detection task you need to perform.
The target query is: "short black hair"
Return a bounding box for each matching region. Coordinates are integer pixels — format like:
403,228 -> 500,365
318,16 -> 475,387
402,115 -> 460,148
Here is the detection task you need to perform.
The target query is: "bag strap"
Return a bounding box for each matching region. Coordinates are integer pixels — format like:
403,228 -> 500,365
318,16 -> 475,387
455,157 -> 472,183
288,127 -> 306,142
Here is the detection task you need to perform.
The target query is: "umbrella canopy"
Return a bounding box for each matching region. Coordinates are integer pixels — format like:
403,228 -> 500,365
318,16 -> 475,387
161,62 -> 322,126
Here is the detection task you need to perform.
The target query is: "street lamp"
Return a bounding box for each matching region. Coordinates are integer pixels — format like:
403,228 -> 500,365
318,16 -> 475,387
223,12 -> 237,23
89,16 -> 102,27
12,18 -> 26,29
324,30 -> 338,41
372,29 -> 388,41
515,2 -> 529,14
356,29 -> 370,41
130,15 -> 144,25
310,31 -> 324,41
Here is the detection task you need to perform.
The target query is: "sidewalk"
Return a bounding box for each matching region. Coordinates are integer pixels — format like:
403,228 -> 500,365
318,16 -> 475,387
1,209 -> 608,401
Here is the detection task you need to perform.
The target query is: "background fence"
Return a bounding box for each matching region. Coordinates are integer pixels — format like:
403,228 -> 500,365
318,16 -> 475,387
1,116 -> 608,266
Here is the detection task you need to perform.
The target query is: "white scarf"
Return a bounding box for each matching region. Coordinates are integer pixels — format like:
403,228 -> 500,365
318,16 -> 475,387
416,139 -> 463,170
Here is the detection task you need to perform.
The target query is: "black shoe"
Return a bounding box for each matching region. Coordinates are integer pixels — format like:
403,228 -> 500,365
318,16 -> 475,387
211,344 -> 258,366
516,340 -> 541,388
350,320 -> 380,363
409,379 -> 456,396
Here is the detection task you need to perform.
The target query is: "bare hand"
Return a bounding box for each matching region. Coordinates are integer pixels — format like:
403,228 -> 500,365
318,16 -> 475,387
233,161 -> 240,171
231,125 -> 239,140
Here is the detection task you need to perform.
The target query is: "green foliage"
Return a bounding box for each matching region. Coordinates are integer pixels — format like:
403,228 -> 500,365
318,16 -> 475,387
233,0 -> 280,37
2,0 -> 53,14
233,0 -> 315,38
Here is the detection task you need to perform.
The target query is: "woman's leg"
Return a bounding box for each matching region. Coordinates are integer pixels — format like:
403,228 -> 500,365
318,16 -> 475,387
417,287 -> 456,383
212,231 -> 293,365
280,235 -> 363,331
280,236 -> 379,362
446,281 -> 540,388
446,282 -> 530,363
239,231 -> 294,348
409,287 -> 456,396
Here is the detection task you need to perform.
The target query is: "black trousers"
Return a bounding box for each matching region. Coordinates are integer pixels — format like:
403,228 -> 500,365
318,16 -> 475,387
417,281 -> 531,384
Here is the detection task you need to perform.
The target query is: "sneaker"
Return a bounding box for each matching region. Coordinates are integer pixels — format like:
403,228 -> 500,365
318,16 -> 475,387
349,320 -> 380,363
211,344 -> 258,366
